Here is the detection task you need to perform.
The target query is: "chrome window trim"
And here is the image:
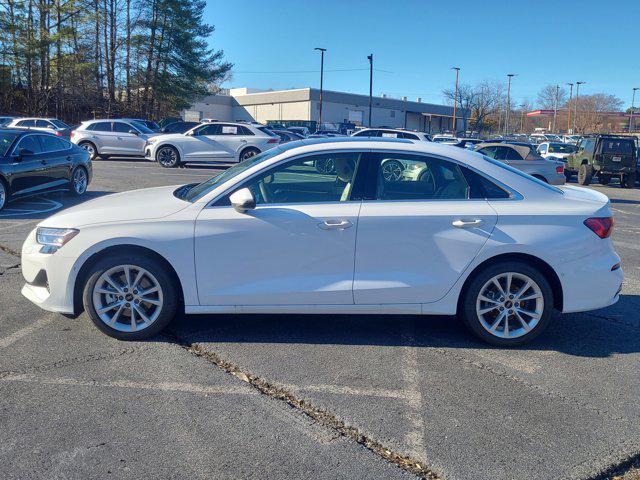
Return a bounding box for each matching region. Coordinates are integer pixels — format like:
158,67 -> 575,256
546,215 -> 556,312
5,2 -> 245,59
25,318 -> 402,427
10,133 -> 73,156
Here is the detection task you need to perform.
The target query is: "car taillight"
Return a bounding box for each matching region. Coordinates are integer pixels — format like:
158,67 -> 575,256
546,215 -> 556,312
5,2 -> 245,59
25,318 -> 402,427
55,131 -> 62,136
556,165 -> 564,173
267,138 -> 279,143
70,131 -> 75,139
584,217 -> 614,239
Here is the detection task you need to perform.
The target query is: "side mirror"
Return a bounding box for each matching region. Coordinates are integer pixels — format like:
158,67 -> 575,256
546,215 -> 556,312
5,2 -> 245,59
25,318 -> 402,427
229,188 -> 256,213
16,148 -> 34,161
128,129 -> 139,135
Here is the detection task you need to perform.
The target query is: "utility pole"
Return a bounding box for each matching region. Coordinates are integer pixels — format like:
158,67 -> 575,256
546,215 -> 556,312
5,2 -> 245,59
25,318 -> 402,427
314,48 -> 326,129
367,54 -> 373,127
566,83 -> 573,133
451,67 -> 460,134
520,103 -> 526,133
629,87 -> 638,133
552,84 -> 559,133
504,74 -> 515,136
574,81 -> 585,133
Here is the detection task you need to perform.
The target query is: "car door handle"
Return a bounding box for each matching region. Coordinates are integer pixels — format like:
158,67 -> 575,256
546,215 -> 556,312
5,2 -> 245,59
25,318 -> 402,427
318,219 -> 352,230
66,156 -> 72,161
452,219 -> 484,228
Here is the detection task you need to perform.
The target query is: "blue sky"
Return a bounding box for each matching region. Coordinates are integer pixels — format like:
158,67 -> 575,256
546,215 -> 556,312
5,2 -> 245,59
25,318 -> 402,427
204,0 -> 639,109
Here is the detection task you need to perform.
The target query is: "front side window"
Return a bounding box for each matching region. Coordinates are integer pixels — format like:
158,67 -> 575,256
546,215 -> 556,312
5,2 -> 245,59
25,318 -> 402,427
113,122 -> 135,133
15,135 -> 43,154
241,152 -> 362,205
35,120 -> 51,128
371,153 -> 470,201
0,133 -> 19,156
477,146 -> 497,159
194,124 -> 221,136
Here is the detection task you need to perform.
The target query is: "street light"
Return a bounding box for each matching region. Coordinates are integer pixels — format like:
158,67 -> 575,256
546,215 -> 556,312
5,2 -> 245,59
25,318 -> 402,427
504,74 -> 516,135
566,83 -> 573,133
629,87 -> 639,133
314,48 -> 326,129
367,54 -> 373,127
451,67 -> 460,134
574,81 -> 585,133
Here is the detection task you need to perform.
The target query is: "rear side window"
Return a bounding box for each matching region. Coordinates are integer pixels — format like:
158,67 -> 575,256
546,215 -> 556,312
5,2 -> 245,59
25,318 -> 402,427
17,120 -> 35,127
600,139 -> 634,155
15,135 -> 43,154
39,135 -> 69,151
89,122 -> 112,132
503,147 -> 523,161
370,153 -> 470,201
461,167 -> 510,199
219,124 -> 240,135
402,133 -> 420,140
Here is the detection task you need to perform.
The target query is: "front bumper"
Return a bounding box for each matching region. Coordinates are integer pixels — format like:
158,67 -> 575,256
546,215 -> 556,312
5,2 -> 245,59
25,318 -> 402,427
21,229 -> 78,314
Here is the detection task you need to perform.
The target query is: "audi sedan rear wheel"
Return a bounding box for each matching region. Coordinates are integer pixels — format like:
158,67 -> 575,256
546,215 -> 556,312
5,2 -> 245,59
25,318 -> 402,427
460,261 -> 554,346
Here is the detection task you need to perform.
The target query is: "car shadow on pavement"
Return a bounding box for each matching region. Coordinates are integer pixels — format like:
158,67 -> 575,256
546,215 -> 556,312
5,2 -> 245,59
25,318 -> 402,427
610,198 -> 640,205
0,191 -> 111,220
166,294 -> 640,359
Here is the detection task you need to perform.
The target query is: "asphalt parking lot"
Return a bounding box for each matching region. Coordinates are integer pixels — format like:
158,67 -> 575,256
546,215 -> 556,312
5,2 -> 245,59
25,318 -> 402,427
1,159 -> 639,480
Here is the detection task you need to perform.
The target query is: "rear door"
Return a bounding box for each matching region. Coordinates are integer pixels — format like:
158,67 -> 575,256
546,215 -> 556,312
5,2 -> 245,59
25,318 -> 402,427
38,135 -> 73,186
90,121 -> 117,154
213,124 -> 250,159
184,124 -> 230,161
353,152 -> 498,306
8,135 -> 52,195
113,121 -> 146,155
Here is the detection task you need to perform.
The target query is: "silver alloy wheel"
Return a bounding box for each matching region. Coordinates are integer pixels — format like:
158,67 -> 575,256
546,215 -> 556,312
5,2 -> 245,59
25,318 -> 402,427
157,146 -> 177,166
241,149 -> 258,161
92,264 -> 164,332
382,160 -> 404,181
0,182 -> 5,210
476,272 -> 544,339
73,168 -> 87,194
81,142 -> 96,158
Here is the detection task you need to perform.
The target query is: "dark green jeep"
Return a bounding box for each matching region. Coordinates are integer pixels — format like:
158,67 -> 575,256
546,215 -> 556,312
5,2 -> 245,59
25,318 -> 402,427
565,135 -> 637,188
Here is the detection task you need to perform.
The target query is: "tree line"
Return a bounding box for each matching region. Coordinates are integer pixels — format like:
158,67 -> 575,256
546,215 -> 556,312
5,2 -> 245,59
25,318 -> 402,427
0,0 -> 231,123
443,81 -> 626,134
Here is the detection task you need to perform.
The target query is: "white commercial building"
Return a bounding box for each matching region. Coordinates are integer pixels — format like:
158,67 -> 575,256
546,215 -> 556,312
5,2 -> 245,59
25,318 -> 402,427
183,87 -> 462,134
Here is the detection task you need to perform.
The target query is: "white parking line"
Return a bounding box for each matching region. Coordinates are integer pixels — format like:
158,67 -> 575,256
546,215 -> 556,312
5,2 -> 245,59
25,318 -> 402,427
0,313 -> 57,349
401,328 -> 428,461
0,373 -> 256,396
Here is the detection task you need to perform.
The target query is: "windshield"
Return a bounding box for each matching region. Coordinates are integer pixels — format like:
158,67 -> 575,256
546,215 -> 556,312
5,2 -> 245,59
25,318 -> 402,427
131,121 -> 155,134
184,146 -> 285,202
481,155 -> 563,194
548,143 -> 576,154
50,119 -> 70,129
0,132 -> 18,156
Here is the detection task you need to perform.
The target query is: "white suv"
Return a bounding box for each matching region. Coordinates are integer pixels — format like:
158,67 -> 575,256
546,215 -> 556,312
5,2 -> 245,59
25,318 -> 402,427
7,117 -> 72,137
145,122 -> 280,167
71,119 -> 159,159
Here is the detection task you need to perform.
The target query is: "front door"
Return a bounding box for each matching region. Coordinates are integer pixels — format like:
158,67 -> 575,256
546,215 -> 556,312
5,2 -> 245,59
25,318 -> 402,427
353,152 -> 498,304
113,122 -> 147,155
8,135 -> 53,196
194,151 -> 364,306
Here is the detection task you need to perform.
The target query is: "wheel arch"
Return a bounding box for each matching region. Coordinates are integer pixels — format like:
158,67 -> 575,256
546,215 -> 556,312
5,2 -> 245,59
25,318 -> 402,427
154,142 -> 183,162
77,139 -> 98,154
239,145 -> 261,160
72,244 -> 185,316
457,252 -> 563,313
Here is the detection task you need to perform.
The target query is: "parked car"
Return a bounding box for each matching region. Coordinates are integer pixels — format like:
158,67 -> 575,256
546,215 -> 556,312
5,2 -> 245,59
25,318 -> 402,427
70,119 -> 159,160
287,126 -> 310,137
352,128 -> 431,141
121,118 -> 161,132
432,134 -> 458,144
562,135 -> 582,145
475,142 -> 566,185
0,116 -> 16,127
161,121 -> 200,134
145,121 -> 280,167
537,142 -> 577,163
21,137 -> 622,347
529,133 -> 563,144
565,135 -> 637,187
314,129 -> 346,137
0,129 -> 91,211
7,117 -> 73,137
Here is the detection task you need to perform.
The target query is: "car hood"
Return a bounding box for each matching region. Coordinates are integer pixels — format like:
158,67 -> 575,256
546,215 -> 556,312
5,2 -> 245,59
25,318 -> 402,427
39,185 -> 190,228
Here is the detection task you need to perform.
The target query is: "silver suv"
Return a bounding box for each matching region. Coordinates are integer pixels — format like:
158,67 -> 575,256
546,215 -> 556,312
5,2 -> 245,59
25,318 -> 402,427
70,119 -> 158,159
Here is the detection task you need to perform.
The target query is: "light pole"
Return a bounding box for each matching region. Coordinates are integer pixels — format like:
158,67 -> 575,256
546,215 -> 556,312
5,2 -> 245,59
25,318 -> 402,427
574,81 -> 585,133
451,67 -> 460,134
629,87 -> 638,133
367,54 -> 373,127
552,84 -> 559,133
504,74 -> 515,135
566,83 -> 573,133
314,48 -> 326,129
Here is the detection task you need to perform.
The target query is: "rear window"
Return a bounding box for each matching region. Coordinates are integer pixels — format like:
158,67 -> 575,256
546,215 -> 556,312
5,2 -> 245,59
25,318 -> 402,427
600,139 -> 634,155
257,127 -> 278,137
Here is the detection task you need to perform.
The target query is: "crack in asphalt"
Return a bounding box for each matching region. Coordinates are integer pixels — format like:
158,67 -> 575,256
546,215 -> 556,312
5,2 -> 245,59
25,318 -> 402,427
164,331 -> 439,480
0,244 -> 20,257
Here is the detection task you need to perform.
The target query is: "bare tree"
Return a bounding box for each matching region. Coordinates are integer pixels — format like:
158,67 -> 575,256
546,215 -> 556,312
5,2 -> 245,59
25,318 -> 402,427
536,84 -> 568,110
568,93 -> 624,133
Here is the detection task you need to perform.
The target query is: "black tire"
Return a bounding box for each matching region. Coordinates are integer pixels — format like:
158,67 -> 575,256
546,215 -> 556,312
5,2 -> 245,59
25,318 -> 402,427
68,166 -> 88,196
459,261 -> 555,347
239,147 -> 260,162
598,173 -> 611,185
78,141 -> 98,161
0,178 -> 8,211
577,163 -> 592,186
82,253 -> 178,340
564,170 -> 573,182
156,145 -> 181,168
622,172 -> 636,189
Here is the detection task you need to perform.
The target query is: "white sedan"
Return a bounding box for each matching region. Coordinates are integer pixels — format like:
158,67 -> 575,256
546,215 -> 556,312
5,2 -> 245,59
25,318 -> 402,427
144,122 -> 280,167
21,138 -> 622,346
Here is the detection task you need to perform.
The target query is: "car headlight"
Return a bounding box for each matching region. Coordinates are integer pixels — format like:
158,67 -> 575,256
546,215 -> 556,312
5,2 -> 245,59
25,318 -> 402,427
146,137 -> 159,144
36,227 -> 79,249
